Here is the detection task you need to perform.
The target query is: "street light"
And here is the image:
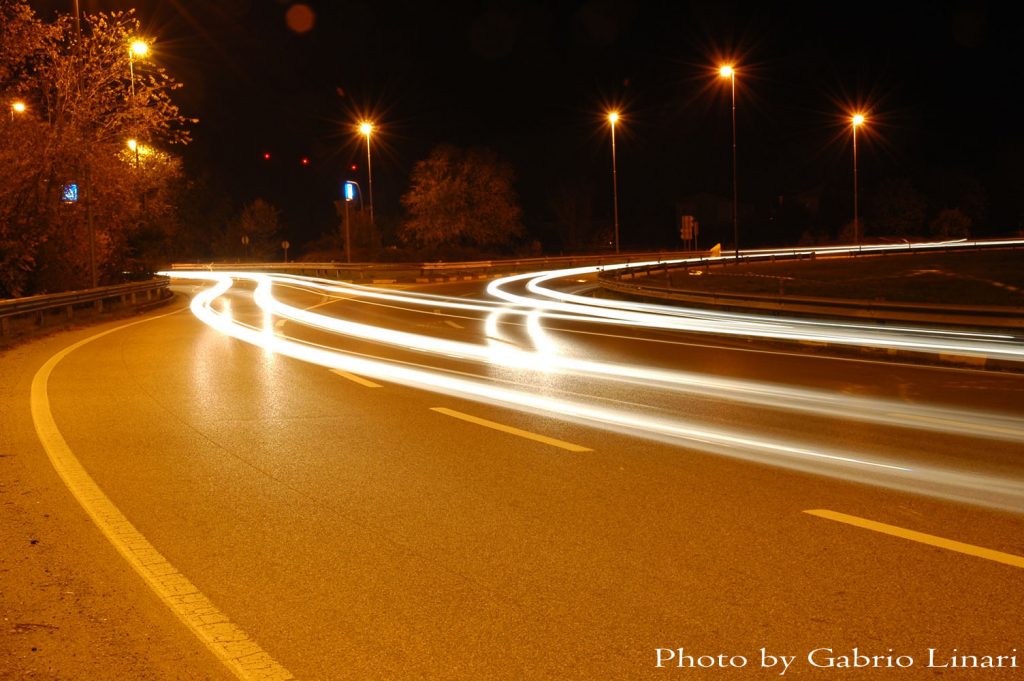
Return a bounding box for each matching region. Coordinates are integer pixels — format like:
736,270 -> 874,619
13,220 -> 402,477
607,111 -> 621,254
851,113 -> 866,246
128,40 -> 149,171
128,39 -> 148,98
127,138 -> 140,168
359,121 -> 375,227
719,64 -> 739,259
10,100 -> 26,121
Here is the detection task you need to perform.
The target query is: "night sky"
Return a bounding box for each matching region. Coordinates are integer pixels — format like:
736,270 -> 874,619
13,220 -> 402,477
33,1 -> 1024,251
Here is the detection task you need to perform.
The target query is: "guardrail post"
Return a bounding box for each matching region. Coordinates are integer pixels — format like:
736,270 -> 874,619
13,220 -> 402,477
95,298 -> 104,314
1,317 -> 8,336
66,304 -> 74,321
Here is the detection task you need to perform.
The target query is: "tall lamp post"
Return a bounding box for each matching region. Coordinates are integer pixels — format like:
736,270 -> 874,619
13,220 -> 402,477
607,111 -> 621,255
359,121 -> 375,227
127,138 -> 140,168
128,40 -> 148,168
719,65 -> 739,259
129,39 -> 148,97
851,113 -> 865,246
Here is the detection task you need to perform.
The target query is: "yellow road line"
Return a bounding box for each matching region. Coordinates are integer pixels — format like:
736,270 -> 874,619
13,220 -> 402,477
805,509 -> 1024,569
330,368 -> 382,388
430,407 -> 592,452
31,311 -> 294,681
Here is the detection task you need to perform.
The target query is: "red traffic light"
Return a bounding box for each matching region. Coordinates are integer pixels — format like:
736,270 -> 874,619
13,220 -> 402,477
350,164 -> 358,171
263,152 -> 271,160
301,157 -> 310,166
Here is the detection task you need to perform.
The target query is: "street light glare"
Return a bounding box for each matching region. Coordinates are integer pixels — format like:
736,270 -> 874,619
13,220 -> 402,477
130,40 -> 149,57
127,139 -> 138,151
359,121 -> 373,136
608,111 -> 619,124
719,65 -> 734,78
12,101 -> 26,113
852,113 -> 865,127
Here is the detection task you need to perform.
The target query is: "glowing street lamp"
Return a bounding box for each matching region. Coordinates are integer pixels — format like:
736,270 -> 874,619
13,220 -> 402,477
127,138 -> 140,168
719,64 -> 739,259
359,121 -> 375,227
10,100 -> 26,121
851,113 -> 866,245
607,111 -> 621,254
128,39 -> 149,98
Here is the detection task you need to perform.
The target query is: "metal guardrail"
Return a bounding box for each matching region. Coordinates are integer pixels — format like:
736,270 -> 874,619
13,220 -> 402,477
599,242 -> 1024,329
600,277 -> 1024,329
169,250 -> 699,282
0,278 -> 171,337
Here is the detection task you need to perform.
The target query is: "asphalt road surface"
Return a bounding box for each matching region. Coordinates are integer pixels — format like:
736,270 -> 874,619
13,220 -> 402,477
4,270 -> 1023,680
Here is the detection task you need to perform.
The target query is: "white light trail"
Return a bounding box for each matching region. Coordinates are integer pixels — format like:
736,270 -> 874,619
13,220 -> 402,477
163,243 -> 1024,512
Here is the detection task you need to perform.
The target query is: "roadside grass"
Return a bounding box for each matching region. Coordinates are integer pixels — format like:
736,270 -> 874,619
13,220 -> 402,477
641,249 -> 1024,306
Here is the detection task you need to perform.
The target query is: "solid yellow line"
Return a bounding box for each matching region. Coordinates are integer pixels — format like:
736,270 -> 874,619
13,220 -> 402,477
330,368 -> 382,388
30,311 -> 294,681
805,509 -> 1024,569
430,407 -> 592,452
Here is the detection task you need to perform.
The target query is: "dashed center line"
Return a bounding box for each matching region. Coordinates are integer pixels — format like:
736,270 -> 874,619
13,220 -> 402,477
805,509 -> 1024,569
330,368 -> 382,388
444,319 -> 464,329
430,407 -> 592,452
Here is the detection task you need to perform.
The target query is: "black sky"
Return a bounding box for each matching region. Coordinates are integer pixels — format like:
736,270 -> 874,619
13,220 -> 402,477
32,0 -> 1024,250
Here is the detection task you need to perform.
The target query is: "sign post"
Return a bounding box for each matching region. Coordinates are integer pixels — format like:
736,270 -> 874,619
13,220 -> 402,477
343,181 -> 358,264
680,215 -> 699,251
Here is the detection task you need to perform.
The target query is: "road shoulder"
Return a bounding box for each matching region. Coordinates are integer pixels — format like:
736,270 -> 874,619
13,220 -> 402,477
0,319 -> 234,681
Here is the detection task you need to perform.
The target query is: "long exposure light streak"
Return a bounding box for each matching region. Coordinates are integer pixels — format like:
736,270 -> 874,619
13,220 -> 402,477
165,269 -> 1024,446
164,261 -> 1024,512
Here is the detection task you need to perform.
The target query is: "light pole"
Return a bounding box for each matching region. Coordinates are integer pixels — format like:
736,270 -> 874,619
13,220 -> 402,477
359,121 -> 375,227
128,40 -> 147,169
851,113 -> 865,246
129,39 -> 148,98
607,111 -> 621,255
719,65 -> 739,259
127,138 -> 140,168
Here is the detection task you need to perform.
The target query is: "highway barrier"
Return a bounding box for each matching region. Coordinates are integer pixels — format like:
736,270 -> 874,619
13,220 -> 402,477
0,278 -> 171,339
169,250 -> 698,284
598,241 -> 1024,331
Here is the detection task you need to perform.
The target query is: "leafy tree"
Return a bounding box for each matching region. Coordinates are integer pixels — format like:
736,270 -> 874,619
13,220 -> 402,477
548,181 -> 598,251
214,199 -> 281,260
400,145 -> 523,250
867,177 -> 927,238
928,208 -> 971,239
923,169 -> 987,232
0,1 -> 191,295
